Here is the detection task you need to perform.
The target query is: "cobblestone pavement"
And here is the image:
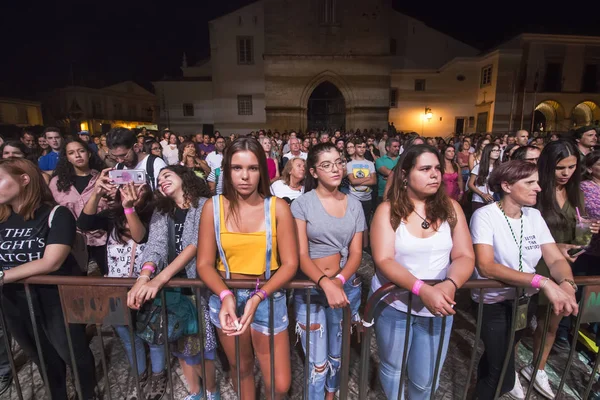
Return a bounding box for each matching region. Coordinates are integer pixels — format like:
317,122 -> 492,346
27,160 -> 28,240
1,253 -> 597,399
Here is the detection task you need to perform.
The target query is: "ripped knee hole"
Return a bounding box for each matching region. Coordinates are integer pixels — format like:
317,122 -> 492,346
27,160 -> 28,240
298,323 -> 322,331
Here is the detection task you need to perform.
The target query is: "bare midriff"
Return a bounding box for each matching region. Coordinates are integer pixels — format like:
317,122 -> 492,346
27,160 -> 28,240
312,253 -> 342,278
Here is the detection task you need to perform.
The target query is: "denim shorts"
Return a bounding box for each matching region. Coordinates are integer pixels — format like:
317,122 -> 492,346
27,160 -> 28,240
209,288 -> 288,336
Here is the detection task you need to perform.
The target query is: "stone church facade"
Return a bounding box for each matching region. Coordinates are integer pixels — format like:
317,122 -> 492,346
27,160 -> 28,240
154,0 -> 600,136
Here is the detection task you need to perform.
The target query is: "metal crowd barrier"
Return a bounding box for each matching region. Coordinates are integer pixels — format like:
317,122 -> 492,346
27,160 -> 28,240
1,275 -> 600,399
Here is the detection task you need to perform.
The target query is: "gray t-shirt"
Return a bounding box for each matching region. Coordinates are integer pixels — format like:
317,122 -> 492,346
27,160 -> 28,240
291,190 -> 366,270
346,159 -> 376,202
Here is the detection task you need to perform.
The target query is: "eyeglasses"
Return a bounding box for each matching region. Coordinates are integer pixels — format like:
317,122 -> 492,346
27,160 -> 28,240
151,147 -> 161,151
491,149 -> 501,152
316,159 -> 346,172
108,148 -> 133,162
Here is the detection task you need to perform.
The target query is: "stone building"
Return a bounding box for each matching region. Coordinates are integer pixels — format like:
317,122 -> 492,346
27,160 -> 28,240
155,0 -> 600,137
0,98 -> 43,127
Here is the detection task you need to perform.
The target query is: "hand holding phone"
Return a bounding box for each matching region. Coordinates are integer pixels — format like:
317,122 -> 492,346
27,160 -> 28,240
109,169 -> 147,185
567,247 -> 585,258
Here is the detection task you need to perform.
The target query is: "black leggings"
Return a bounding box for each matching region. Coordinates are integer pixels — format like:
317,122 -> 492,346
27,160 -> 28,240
473,299 -> 534,399
2,285 -> 97,400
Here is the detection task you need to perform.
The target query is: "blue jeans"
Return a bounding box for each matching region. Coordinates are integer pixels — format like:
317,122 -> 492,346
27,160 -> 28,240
114,325 -> 166,375
294,275 -> 361,398
209,289 -> 288,335
375,303 -> 453,400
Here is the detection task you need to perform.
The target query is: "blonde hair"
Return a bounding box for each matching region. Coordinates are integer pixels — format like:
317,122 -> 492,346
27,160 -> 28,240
280,157 -> 305,186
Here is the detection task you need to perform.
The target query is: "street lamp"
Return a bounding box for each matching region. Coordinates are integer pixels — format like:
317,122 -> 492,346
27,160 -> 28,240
425,107 -> 433,120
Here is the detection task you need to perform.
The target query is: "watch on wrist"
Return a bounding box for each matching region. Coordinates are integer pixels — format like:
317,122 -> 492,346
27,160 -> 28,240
0,270 -> 5,286
559,279 -> 578,292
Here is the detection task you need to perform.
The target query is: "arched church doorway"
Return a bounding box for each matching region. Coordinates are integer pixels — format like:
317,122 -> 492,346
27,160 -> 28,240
307,81 -> 345,132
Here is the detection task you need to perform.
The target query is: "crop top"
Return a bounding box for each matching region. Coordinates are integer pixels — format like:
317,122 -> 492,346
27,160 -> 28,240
216,195 -> 279,275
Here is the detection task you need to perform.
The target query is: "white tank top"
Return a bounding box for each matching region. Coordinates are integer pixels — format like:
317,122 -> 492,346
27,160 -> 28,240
371,220 -> 453,317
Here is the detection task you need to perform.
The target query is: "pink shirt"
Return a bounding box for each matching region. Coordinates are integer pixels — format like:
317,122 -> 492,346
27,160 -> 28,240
49,171 -> 108,247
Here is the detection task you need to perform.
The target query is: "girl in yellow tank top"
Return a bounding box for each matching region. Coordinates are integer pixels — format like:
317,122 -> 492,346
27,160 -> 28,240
196,137 -> 298,400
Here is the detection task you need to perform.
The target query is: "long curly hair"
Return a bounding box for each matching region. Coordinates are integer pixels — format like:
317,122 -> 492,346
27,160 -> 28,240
154,165 -> 211,216
53,137 -> 106,192
387,144 -> 455,231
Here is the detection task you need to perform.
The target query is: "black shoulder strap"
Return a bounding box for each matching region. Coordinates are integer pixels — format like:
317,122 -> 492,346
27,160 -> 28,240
116,162 -> 125,170
146,155 -> 157,190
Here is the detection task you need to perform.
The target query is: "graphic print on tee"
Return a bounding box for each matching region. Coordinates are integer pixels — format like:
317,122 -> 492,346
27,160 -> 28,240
524,235 -> 539,251
350,163 -> 372,193
0,227 -> 45,266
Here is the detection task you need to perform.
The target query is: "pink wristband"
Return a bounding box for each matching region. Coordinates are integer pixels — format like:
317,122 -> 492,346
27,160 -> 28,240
141,264 -> 155,274
124,207 -> 135,215
412,280 -> 425,296
531,274 -> 544,289
335,274 -> 346,285
219,289 -> 234,302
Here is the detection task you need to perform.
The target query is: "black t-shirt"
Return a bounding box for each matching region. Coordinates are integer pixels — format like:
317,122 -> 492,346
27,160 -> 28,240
73,175 -> 93,194
173,207 -> 188,255
0,204 -> 78,275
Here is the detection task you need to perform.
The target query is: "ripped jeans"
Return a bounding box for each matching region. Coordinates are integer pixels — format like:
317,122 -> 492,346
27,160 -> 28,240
294,275 -> 361,398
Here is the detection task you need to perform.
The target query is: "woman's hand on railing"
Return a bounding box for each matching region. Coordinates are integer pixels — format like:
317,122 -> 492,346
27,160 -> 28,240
220,295 -> 242,336
127,277 -> 160,310
419,284 -> 456,317
320,278 -> 349,309
542,279 -> 579,316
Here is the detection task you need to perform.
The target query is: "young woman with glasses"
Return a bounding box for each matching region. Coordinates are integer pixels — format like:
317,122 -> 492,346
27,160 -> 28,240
468,143 -> 501,213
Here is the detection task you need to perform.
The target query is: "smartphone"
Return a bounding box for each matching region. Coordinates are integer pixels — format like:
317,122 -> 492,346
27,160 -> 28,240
109,169 -> 147,185
567,247 -> 586,258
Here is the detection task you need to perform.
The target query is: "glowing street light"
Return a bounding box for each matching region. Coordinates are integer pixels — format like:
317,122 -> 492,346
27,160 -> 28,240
425,107 -> 433,120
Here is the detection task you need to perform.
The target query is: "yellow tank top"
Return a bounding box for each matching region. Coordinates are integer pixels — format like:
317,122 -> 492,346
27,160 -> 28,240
216,195 -> 280,275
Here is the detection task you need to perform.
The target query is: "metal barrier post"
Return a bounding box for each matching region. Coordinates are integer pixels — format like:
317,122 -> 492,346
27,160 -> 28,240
429,316 -> 447,400
397,292 -> 414,398
303,289 -> 311,400
556,296 -> 585,397
268,295 -> 275,400
583,347 -> 600,399
95,324 -> 112,400
0,297 -> 23,400
125,312 -> 143,400
24,284 -> 52,400
493,288 -> 519,400
234,289 -> 241,400
194,288 -> 208,400
524,304 -> 552,400
462,289 -> 484,400
159,290 -> 175,400
339,306 -> 351,399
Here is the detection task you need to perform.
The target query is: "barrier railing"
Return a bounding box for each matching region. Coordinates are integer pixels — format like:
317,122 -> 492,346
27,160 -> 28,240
1,275 -> 600,399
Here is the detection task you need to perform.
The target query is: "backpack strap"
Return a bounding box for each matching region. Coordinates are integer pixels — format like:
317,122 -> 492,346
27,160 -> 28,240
146,155 -> 157,191
115,162 -> 125,170
167,216 -> 177,264
47,205 -> 61,228
212,195 -> 230,279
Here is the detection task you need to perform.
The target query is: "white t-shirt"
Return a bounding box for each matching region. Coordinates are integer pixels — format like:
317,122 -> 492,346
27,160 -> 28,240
346,159 -> 375,202
162,144 -> 179,165
470,204 -> 554,304
133,154 -> 167,190
283,151 -> 307,161
207,168 -> 223,194
205,151 -> 223,171
270,180 -> 304,201
470,164 -> 494,203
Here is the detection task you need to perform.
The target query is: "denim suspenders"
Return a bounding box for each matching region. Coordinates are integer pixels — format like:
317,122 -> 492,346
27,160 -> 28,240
212,195 -> 273,279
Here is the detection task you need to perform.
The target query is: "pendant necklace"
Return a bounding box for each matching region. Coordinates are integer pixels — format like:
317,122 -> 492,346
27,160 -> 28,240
413,210 -> 430,229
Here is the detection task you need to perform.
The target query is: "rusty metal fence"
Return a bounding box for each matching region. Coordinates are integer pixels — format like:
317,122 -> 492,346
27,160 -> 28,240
1,275 -> 600,399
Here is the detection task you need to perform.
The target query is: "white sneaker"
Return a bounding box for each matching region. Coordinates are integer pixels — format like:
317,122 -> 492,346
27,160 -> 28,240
521,365 -> 556,399
507,372 -> 525,399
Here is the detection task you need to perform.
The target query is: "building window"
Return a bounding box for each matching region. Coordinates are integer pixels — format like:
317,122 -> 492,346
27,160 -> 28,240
543,62 -> 562,92
92,100 -> 103,117
145,106 -> 154,119
114,103 -> 122,118
390,38 -> 397,56
389,88 -> 398,108
128,105 -> 137,119
582,64 -> 598,93
481,65 -> 493,87
468,116 -> 475,128
414,79 -> 426,91
237,36 -> 254,65
319,0 -> 337,25
183,103 -> 194,117
237,95 -> 253,115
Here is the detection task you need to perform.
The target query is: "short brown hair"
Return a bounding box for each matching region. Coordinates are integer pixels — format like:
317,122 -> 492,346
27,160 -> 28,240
488,160 -> 537,195
0,158 -> 55,222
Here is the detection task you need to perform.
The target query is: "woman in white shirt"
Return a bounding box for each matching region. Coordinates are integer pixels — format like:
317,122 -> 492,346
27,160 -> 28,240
468,143 -> 501,213
270,157 -> 305,203
370,144 -> 475,400
470,160 -> 578,399
162,133 -> 180,165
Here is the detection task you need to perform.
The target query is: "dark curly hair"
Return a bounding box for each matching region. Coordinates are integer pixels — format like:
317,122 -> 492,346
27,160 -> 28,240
53,137 -> 106,192
109,186 -> 155,244
154,165 -> 211,216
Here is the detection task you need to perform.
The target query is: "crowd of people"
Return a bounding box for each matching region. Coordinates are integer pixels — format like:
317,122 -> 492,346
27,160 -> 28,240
0,124 -> 598,400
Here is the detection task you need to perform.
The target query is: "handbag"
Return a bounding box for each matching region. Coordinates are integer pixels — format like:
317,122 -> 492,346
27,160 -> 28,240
134,216 -> 198,345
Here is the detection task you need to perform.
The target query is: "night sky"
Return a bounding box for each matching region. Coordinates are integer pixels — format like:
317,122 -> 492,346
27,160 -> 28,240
3,0 -> 600,98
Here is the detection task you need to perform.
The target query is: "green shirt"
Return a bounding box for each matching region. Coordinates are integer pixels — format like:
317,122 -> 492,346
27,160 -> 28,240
375,155 -> 399,197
